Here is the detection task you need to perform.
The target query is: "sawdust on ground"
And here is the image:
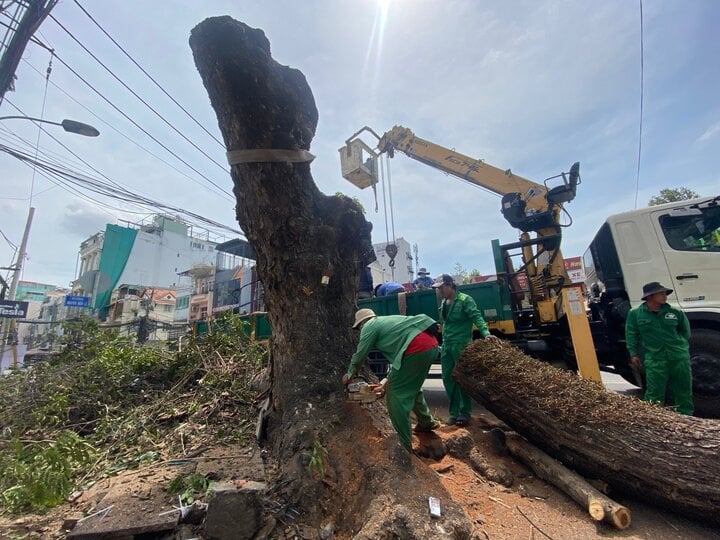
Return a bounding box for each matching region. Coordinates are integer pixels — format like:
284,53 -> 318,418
2,403 -> 719,540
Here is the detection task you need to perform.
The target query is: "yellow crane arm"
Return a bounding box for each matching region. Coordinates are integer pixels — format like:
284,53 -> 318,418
377,126 -> 549,213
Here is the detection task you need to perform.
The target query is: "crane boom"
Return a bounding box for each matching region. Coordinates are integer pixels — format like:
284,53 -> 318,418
340,125 -> 582,323
377,126 -> 548,212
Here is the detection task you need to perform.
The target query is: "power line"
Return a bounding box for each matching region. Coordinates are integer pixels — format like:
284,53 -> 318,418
0,2 -> 23,53
0,141 -> 245,236
0,0 -> 58,105
72,0 -> 225,149
5,97 -> 144,196
0,127 -> 150,216
47,49 -> 234,199
4,17 -> 233,202
0,119 -> 182,218
49,14 -> 231,175
0,224 -> 18,249
20,57 -> 232,202
634,0 -> 644,210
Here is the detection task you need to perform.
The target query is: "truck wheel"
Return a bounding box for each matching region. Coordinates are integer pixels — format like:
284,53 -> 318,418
689,329 -> 720,418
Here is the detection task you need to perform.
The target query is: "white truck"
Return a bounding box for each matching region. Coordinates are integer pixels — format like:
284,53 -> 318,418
583,195 -> 720,416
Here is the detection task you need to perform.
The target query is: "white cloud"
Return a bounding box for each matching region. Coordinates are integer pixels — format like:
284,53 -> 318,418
2,0 -> 718,287
60,202 -> 110,236
697,121 -> 720,143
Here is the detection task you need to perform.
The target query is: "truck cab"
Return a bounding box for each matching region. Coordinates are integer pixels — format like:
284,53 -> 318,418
584,196 -> 720,416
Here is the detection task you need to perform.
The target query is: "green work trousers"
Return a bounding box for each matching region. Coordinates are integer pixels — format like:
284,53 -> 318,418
644,354 -> 693,415
441,342 -> 471,420
386,347 -> 437,449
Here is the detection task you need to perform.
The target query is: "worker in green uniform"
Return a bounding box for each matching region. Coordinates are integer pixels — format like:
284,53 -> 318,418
625,281 -> 693,415
433,274 -> 497,426
343,309 -> 440,450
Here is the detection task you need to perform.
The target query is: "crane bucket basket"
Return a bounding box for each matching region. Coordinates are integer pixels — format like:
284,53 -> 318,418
339,139 -> 378,189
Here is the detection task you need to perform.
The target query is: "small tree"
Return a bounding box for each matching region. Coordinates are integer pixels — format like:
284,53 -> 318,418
649,187 -> 700,206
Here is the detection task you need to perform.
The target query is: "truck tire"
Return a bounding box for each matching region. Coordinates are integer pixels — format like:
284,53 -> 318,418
689,329 -> 720,418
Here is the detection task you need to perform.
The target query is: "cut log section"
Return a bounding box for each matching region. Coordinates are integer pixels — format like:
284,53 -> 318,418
502,430 -> 630,529
454,339 -> 720,525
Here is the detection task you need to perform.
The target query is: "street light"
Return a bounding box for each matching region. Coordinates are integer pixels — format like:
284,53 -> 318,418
0,115 -> 100,136
0,113 -> 99,366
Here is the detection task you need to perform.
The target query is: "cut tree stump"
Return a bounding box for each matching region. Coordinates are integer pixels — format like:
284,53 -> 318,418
454,339 -> 720,525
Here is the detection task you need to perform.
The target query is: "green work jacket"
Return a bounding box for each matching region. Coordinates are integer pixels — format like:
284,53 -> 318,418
439,291 -> 490,346
347,314 -> 436,377
625,302 -> 690,361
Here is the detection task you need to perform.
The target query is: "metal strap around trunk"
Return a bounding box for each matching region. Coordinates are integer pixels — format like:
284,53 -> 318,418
226,148 -> 315,165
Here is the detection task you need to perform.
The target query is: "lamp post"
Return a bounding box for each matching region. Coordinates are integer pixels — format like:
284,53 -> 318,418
0,115 -> 100,369
0,116 -> 100,137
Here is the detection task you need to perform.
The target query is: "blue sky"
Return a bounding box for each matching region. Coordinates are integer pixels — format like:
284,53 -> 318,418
1,0 -> 718,288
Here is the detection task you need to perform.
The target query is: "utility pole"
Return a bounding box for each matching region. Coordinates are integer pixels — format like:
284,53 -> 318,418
0,0 -> 58,103
1,206 -> 34,368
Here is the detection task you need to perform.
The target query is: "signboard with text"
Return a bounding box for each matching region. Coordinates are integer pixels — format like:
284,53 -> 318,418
563,256 -> 586,284
64,295 -> 91,308
0,300 -> 30,319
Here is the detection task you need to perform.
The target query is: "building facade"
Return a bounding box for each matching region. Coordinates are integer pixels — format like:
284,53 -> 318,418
371,237 -> 414,286
72,215 -> 216,319
105,285 -> 178,341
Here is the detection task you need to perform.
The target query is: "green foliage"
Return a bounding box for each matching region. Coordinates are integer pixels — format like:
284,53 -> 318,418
649,187 -> 701,206
303,439 -> 328,478
452,262 -> 468,283
167,472 -> 210,504
335,191 -> 366,214
0,432 -> 94,512
0,311 -> 267,513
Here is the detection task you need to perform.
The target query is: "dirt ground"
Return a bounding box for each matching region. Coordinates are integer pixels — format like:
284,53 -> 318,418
420,401 -> 720,540
1,398 -> 719,540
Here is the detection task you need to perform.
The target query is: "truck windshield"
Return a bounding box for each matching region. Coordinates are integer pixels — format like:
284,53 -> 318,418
659,205 -> 720,252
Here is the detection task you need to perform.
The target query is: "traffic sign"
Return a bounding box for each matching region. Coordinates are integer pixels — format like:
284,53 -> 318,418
64,295 -> 91,308
0,300 -> 29,319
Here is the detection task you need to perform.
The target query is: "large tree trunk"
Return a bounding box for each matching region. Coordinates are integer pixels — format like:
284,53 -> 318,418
189,17 -> 472,536
190,13 -> 371,501
455,339 -> 720,525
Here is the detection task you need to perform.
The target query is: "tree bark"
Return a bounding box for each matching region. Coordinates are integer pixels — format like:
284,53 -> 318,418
503,431 -> 631,529
189,18 -> 473,536
454,339 -> 720,525
190,14 -> 373,500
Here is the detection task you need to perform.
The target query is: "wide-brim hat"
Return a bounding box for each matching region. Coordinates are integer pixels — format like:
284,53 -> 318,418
641,282 -> 673,301
353,308 -> 376,328
418,267 -> 429,275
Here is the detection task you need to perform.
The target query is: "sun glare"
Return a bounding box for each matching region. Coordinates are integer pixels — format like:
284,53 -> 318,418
362,0 -> 392,96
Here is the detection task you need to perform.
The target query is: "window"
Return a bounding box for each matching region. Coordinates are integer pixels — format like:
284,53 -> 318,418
659,205 -> 720,252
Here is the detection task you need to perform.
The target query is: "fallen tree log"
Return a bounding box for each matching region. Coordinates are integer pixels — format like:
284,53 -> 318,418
454,339 -> 720,525
502,430 -> 631,529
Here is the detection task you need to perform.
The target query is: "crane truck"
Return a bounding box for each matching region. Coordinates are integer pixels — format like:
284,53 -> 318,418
340,126 -> 720,416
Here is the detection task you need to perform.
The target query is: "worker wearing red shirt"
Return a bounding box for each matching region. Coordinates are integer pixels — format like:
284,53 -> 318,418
343,309 -> 440,449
